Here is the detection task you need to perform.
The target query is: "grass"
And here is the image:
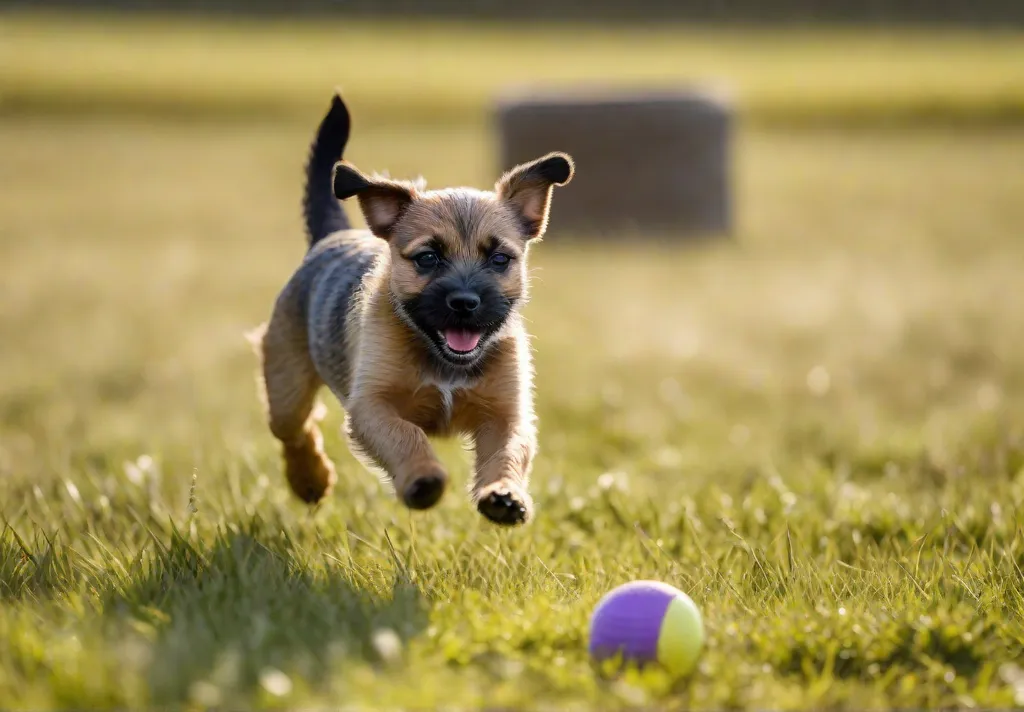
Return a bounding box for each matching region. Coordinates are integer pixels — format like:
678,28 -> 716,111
2,11 -> 1024,126
2,12 -> 1024,707
2,109 -> 1024,708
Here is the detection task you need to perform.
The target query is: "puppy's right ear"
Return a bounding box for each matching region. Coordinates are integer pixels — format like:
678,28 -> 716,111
332,162 -> 371,200
332,161 -> 416,240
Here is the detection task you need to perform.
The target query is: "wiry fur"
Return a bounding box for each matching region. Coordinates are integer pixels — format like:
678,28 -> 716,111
254,91 -> 573,525
303,94 -> 352,245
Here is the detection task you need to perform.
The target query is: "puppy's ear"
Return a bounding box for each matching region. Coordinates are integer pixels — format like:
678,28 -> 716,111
332,161 -> 416,240
495,152 -> 574,240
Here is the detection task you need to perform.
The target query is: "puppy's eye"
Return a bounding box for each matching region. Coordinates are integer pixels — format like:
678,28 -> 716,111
489,252 -> 512,271
413,251 -> 440,270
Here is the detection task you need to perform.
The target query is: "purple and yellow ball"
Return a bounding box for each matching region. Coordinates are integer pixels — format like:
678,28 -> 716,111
587,580 -> 704,676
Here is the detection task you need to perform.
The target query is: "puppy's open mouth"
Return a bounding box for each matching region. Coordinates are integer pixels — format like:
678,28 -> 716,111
440,328 -> 482,355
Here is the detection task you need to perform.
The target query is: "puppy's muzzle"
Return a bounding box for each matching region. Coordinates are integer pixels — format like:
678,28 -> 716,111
446,290 -> 481,315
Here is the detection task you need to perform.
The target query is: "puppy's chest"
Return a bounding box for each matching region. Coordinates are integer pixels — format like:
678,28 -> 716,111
400,380 -> 480,436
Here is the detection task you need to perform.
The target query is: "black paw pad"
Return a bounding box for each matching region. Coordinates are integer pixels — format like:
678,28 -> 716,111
295,484 -> 325,504
477,490 -> 529,526
403,475 -> 446,510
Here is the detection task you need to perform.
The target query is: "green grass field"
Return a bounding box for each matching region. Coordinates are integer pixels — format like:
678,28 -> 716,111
3,12 -> 1024,710
3,11 -> 1024,126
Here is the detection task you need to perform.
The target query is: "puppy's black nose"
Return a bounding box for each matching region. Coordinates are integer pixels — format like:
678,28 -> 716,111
446,290 -> 480,313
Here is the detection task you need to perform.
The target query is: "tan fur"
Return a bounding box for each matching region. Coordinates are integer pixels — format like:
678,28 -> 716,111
255,94 -> 572,525
255,282 -> 336,503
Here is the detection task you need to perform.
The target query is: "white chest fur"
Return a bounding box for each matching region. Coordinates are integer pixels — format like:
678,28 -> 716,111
437,385 -> 455,422
422,373 -> 474,426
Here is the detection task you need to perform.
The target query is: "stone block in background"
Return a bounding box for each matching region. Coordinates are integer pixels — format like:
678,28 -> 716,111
495,88 -> 733,238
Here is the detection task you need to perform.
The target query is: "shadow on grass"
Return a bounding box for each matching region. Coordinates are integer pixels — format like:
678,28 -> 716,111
102,519 -> 428,705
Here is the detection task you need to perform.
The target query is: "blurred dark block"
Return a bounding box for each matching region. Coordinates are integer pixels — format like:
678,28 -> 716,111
3,0 -> 1024,26
496,89 -> 733,238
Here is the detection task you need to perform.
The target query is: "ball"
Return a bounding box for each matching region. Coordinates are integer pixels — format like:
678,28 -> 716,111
587,580 -> 704,676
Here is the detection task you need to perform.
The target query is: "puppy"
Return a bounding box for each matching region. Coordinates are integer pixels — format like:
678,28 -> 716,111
253,92 -> 573,525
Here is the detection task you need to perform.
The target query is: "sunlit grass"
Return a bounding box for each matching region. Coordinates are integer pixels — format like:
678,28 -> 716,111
1,113 -> 1024,707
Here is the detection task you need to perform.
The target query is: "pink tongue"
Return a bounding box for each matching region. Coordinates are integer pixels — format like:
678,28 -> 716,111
444,329 -> 481,352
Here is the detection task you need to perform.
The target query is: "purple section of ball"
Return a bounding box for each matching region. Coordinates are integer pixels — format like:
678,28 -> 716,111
587,581 -> 677,663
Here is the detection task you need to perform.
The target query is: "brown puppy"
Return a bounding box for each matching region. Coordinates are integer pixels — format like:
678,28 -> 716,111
253,92 -> 573,525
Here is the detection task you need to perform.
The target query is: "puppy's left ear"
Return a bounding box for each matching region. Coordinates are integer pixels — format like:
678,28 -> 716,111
496,152 -> 574,240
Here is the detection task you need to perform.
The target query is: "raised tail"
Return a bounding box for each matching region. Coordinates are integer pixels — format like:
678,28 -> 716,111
303,92 -> 352,246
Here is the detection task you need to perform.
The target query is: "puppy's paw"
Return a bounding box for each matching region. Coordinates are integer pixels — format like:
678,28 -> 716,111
400,464 -> 448,510
284,444 -> 337,504
475,481 -> 533,526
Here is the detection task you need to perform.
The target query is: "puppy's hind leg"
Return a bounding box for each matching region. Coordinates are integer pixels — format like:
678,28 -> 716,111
252,311 -> 337,504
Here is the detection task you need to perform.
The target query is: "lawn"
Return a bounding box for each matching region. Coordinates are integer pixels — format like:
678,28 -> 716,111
2,11 -> 1024,126
3,13 -> 1024,711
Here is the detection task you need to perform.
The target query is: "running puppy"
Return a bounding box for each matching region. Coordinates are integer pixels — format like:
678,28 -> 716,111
253,92 -> 573,525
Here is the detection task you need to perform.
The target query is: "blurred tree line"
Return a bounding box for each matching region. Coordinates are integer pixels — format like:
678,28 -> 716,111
3,0 -> 1023,26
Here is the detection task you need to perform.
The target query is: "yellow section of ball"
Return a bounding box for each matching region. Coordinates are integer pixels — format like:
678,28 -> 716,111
656,593 -> 704,676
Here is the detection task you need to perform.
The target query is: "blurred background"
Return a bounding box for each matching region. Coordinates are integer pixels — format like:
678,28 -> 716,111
2,0 -> 1022,466
2,0 -> 1024,517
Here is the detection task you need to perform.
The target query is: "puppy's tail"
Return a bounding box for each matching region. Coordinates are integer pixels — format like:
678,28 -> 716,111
303,91 -> 352,247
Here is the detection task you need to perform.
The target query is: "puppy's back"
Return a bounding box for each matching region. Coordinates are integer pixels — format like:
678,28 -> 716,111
303,230 -> 385,404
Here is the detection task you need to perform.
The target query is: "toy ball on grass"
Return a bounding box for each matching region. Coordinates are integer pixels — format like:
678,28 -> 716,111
588,580 -> 704,677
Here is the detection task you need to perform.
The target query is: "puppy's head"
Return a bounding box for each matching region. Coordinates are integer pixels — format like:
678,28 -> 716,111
333,153 -> 573,369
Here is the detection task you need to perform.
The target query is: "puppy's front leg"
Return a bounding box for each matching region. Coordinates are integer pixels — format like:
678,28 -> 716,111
345,398 -> 447,510
471,418 -> 536,526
